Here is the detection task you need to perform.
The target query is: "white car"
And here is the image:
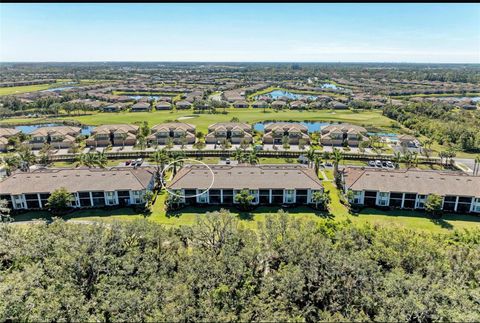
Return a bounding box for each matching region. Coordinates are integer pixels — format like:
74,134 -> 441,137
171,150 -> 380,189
375,160 -> 382,167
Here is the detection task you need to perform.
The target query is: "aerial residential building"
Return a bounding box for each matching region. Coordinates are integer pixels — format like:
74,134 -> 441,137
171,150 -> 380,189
85,124 -> 139,147
28,126 -> 82,149
147,122 -> 196,145
320,124 -> 368,147
290,100 -> 307,109
251,100 -> 268,109
0,167 -> 155,210
262,122 -> 310,145
271,100 -> 287,109
233,100 -> 249,108
205,122 -> 253,144
0,128 -> 20,152
155,101 -> 172,110
342,167 -> 480,213
131,102 -> 151,112
102,103 -> 128,112
175,100 -> 193,109
167,164 -> 323,206
397,134 -> 421,148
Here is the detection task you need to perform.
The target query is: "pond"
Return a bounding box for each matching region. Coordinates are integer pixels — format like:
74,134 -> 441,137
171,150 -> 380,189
254,90 -> 318,101
129,95 -> 161,101
320,83 -> 341,90
367,132 -> 398,141
42,86 -> 75,92
253,121 -> 335,133
14,123 -> 94,136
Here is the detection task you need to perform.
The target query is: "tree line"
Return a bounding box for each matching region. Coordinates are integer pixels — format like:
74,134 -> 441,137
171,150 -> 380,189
1,211 -> 479,322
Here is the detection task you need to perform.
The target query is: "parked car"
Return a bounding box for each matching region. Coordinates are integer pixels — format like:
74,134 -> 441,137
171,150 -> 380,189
125,160 -> 131,166
382,161 -> 388,167
386,161 -> 394,168
135,158 -> 143,166
254,145 -> 263,151
375,160 -> 382,167
225,158 -> 231,165
368,160 -> 376,167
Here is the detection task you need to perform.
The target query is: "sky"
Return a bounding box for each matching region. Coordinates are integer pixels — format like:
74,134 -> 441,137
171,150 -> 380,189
1,3 -> 479,63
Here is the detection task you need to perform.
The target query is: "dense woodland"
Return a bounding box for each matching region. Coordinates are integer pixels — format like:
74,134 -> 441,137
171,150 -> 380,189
1,211 -> 479,322
384,102 -> 480,152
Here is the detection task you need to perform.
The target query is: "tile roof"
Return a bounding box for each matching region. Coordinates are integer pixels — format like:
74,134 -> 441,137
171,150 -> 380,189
168,164 -> 323,190
0,167 -> 155,195
343,167 -> 480,197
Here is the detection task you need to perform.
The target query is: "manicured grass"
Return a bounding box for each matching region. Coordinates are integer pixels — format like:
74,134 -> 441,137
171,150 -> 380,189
0,79 -> 111,96
0,84 -> 56,96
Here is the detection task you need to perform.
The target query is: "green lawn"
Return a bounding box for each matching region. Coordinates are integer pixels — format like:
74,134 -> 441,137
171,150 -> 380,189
0,84 -> 56,96
0,79 -> 111,96
0,109 -> 395,134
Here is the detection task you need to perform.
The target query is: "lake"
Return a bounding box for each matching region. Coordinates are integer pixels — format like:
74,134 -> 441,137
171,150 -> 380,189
14,123 -> 94,135
320,83 -> 341,90
253,121 -> 335,133
129,95 -> 161,101
42,84 -> 77,92
255,90 -> 318,101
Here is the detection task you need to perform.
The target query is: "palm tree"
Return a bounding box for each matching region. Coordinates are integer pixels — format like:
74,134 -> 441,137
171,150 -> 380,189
474,155 -> 480,175
311,191 -> 330,210
247,150 -> 259,165
313,155 -> 322,175
402,152 -> 413,169
306,147 -> 316,168
170,151 -> 185,176
393,151 -> 402,168
153,148 -> 169,187
332,148 -> 343,178
95,151 -> 107,168
233,147 -> 245,164
412,152 -> 419,167
17,146 -> 36,172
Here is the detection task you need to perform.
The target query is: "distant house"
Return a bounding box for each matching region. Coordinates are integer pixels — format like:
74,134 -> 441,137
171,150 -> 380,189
0,128 -> 20,152
320,124 -> 367,147
251,100 -> 268,109
28,126 -> 81,150
233,100 -> 249,108
262,123 -> 310,145
86,124 -> 139,147
342,167 -> 480,214
271,100 -> 287,109
205,122 -> 253,144
0,167 -> 155,210
167,164 -> 323,206
290,100 -> 307,109
102,103 -> 128,112
330,101 -> 348,109
155,101 -> 172,111
175,100 -> 192,109
131,102 -> 151,112
147,123 -> 196,145
397,134 -> 420,148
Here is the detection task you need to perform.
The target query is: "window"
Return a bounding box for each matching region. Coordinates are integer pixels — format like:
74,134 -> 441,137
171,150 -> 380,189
12,195 -> 24,209
78,192 -> 92,207
131,190 -> 145,204
249,190 -> 259,204
296,189 -> 308,204
105,191 -> 117,205
284,189 -> 295,203
377,192 -> 389,206
91,191 -> 105,207
197,191 -> 208,203
416,194 -> 427,209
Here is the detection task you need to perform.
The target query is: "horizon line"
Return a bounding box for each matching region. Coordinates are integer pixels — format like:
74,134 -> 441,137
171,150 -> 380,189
1,61 -> 479,65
